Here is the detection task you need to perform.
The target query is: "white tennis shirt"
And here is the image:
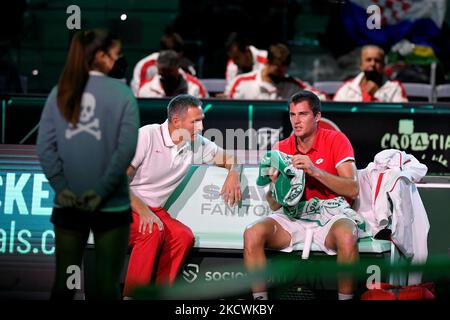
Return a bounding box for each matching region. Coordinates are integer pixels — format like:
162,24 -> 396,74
130,120 -> 218,208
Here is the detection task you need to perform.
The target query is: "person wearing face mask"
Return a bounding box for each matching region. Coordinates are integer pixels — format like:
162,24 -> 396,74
36,29 -> 139,300
130,31 -> 197,96
108,54 -> 128,80
223,32 -> 268,92
333,45 -> 408,102
137,50 -> 208,98
227,43 -> 327,101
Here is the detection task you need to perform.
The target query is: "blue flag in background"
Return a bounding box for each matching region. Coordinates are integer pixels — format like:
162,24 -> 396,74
341,0 -> 446,55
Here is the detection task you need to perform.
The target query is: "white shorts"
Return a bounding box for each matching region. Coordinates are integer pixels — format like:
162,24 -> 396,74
250,213 -> 357,255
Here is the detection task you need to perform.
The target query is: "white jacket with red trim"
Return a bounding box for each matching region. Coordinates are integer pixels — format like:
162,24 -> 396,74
333,72 -> 408,102
131,52 -> 159,95
137,69 -> 208,98
355,149 -> 429,284
226,69 -> 327,101
225,45 -> 268,91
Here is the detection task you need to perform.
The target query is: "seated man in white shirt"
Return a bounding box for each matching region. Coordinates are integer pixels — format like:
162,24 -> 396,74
227,43 -> 327,101
137,50 -> 208,98
123,94 -> 242,298
224,32 -> 268,91
131,32 -> 196,95
333,45 -> 408,102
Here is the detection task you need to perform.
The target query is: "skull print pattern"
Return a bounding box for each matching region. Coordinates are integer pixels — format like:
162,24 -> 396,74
65,92 -> 102,140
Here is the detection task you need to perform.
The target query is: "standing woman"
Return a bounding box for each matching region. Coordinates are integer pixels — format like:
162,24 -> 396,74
37,29 -> 139,300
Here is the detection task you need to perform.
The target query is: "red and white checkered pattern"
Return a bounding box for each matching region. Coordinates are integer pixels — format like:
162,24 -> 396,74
356,0 -> 447,28
372,0 -> 412,25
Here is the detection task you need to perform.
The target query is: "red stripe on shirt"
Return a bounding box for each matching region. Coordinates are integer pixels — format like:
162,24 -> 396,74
389,177 -> 402,193
256,55 -> 268,64
225,59 -> 234,80
361,81 -> 378,102
292,78 -> 308,89
185,73 -> 207,97
391,80 -> 408,99
139,60 -> 157,90
293,79 -> 327,98
374,172 -> 385,203
229,74 -> 257,98
141,76 -> 154,87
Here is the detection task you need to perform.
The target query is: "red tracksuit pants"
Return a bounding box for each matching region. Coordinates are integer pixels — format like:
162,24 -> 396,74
123,207 -> 194,297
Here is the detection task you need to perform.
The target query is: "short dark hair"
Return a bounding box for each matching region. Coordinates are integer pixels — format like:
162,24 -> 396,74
289,90 -> 321,115
225,32 -> 250,52
58,28 -> 120,125
268,43 -> 291,67
160,32 -> 184,53
157,50 -> 180,69
167,94 -> 202,121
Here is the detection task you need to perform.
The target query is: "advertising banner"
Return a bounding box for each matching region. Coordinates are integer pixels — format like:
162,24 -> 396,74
165,165 -> 271,250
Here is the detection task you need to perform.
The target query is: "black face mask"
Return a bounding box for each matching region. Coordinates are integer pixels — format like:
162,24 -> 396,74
268,73 -> 283,84
364,70 -> 383,86
108,56 -> 128,79
160,75 -> 182,94
240,66 -> 252,74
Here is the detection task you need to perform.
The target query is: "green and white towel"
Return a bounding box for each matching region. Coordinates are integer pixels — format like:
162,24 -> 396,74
296,196 -> 365,229
256,150 -> 305,217
257,151 -> 367,233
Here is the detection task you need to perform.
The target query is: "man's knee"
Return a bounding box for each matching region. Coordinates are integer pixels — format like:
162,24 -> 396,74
178,227 -> 195,249
244,224 -> 267,250
334,225 -> 358,253
326,220 -> 358,252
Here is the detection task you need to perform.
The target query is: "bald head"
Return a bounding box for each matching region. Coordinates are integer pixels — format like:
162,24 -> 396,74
361,45 -> 384,58
360,45 -> 385,74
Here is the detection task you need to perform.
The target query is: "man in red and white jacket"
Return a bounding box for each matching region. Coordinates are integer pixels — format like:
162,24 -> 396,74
131,32 -> 196,95
131,52 -> 159,95
226,44 -> 327,101
224,32 -> 268,91
137,50 -> 208,98
333,45 -> 408,102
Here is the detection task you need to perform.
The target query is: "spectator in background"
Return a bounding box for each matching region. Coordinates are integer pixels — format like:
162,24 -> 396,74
131,31 -> 196,95
333,45 -> 408,102
137,50 -> 208,98
224,32 -> 268,91
227,43 -> 327,101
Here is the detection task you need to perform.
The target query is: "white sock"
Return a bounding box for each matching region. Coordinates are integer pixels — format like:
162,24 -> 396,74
253,291 -> 268,300
338,293 -> 354,300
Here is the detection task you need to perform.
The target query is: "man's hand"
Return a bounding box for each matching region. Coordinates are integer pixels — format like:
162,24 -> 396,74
365,80 -> 380,96
138,208 -> 163,234
220,171 -> 241,207
77,190 -> 102,212
269,167 -> 280,183
291,155 -> 322,177
128,186 -> 163,234
56,188 -> 77,207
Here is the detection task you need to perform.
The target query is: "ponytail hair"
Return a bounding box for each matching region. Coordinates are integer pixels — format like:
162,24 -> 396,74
57,29 -> 120,125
